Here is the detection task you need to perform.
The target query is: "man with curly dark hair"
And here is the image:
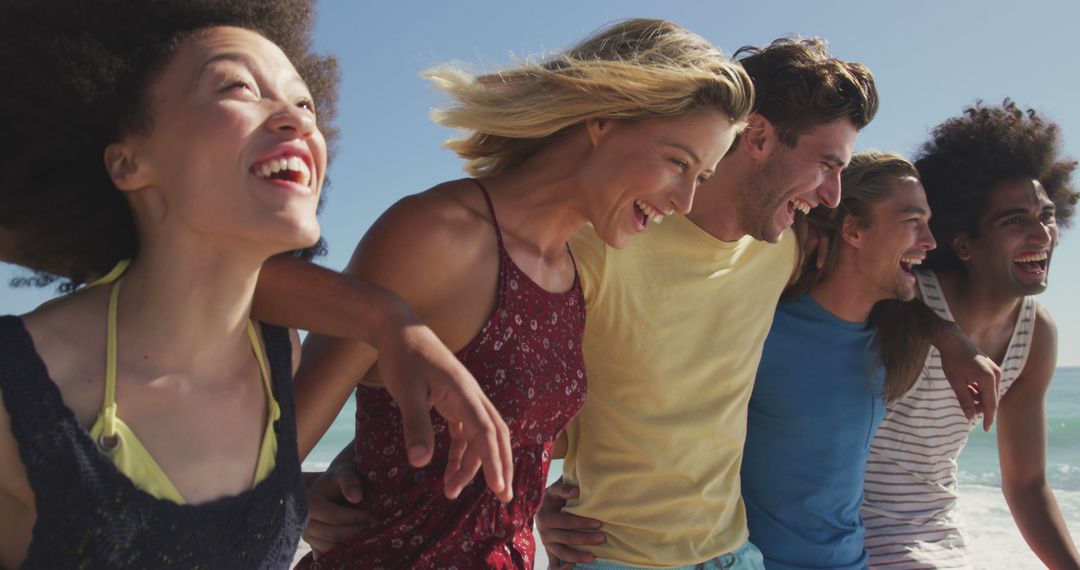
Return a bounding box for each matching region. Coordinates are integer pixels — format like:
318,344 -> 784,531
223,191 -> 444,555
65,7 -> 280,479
863,101 -> 1080,568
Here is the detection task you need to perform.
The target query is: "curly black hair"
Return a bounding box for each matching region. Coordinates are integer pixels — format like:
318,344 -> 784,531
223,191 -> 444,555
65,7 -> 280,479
0,0 -> 339,289
917,100 -> 1078,273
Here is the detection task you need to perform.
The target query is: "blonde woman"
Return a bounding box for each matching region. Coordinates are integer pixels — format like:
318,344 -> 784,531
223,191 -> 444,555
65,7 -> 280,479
290,19 -> 753,569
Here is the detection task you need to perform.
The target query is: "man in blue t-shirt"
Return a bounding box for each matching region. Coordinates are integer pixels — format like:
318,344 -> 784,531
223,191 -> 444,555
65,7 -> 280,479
741,150 -> 937,569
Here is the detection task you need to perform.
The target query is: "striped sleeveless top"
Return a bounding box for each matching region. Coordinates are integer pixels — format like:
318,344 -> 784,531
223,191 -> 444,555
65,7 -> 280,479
862,269 -> 1036,568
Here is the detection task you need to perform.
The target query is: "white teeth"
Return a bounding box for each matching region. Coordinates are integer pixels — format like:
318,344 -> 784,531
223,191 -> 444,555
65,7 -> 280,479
1013,252 -> 1048,263
901,257 -> 923,266
792,199 -> 811,215
253,155 -> 313,187
635,199 -> 665,225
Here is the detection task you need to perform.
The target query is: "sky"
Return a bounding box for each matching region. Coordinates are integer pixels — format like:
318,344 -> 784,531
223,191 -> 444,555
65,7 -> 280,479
2,0 -> 1078,365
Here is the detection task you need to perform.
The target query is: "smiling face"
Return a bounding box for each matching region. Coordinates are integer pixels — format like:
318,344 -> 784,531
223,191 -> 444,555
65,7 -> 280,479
846,176 -> 937,302
958,178 -> 1057,296
739,118 -> 857,243
111,26 -> 327,257
580,110 -> 738,248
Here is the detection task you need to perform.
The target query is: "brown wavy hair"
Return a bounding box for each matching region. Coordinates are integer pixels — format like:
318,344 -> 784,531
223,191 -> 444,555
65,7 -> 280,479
0,0 -> 340,289
735,37 -> 878,146
786,151 -> 936,402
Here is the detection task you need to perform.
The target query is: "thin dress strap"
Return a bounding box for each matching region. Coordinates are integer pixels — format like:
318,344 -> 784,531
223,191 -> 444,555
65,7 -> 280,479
469,179 -> 505,250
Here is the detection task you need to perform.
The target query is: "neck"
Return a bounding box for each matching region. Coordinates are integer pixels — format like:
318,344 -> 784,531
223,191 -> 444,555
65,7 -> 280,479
935,270 -> 1024,336
809,267 -> 878,323
686,152 -> 750,242
480,137 -> 594,259
113,233 -> 265,374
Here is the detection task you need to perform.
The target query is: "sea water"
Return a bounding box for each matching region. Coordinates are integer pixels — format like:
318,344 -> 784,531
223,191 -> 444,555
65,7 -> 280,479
304,368 -> 1080,568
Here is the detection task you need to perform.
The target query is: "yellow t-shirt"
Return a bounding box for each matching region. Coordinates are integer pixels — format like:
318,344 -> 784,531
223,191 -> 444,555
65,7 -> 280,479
564,214 -> 797,567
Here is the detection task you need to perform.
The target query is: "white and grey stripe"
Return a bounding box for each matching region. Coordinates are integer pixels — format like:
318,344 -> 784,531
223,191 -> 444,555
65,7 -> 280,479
862,269 -> 1036,568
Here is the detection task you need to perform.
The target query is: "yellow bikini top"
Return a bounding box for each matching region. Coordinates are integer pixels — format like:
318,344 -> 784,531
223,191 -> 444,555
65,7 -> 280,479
86,262 -> 280,504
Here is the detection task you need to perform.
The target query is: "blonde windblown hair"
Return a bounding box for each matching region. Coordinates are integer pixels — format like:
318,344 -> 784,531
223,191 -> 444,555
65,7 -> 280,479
425,18 -> 755,177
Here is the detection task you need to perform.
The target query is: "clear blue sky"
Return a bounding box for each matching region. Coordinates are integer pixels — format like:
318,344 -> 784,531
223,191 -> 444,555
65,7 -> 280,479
2,0 -> 1078,364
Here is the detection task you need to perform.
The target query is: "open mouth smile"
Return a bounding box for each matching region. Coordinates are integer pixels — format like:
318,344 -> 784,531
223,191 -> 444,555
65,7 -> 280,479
900,255 -> 924,275
251,153 -> 314,190
633,199 -> 670,228
1013,251 -> 1049,275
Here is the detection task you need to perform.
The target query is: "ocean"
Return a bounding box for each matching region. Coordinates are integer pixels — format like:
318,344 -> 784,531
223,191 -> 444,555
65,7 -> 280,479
303,367 -> 1080,568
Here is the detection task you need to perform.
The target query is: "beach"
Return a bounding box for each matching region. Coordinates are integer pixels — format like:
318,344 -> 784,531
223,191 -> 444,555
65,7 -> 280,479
300,368 -> 1080,568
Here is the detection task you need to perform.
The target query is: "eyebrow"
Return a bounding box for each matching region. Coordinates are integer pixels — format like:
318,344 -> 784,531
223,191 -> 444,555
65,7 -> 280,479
823,153 -> 847,168
989,207 -> 1035,222
664,142 -> 717,175
195,52 -> 310,92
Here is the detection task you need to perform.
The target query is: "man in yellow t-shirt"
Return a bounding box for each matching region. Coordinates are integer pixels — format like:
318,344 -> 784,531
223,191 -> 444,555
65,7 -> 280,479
538,38 -> 876,569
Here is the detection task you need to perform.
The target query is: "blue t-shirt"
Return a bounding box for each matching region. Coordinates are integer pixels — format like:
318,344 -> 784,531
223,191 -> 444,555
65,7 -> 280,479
741,294 -> 885,570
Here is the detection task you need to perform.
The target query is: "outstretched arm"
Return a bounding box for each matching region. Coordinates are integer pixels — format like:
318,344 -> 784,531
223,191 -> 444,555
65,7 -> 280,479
253,254 -> 512,501
998,307 -> 1080,569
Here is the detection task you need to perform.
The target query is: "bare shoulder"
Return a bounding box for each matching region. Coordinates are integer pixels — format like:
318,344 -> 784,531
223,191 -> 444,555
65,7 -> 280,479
348,180 -> 499,307
15,288 -> 108,426
357,179 -> 494,262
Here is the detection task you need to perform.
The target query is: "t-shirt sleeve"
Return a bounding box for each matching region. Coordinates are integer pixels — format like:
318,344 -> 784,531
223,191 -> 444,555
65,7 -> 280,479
568,226 -> 607,310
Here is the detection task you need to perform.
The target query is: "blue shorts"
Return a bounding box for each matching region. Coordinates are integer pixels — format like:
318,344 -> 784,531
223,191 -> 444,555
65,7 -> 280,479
570,540 -> 765,570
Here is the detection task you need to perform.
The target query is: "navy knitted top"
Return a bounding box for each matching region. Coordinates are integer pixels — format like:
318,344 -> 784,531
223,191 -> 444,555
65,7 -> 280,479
0,316 -> 307,569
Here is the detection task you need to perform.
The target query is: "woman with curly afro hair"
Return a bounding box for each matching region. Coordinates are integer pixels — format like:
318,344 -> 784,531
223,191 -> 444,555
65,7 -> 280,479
0,1 -> 513,567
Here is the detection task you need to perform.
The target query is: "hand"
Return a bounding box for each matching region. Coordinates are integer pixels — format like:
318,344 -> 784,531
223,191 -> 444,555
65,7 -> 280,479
375,309 -> 514,502
303,465 -> 375,557
935,323 -> 1002,431
536,478 -> 605,568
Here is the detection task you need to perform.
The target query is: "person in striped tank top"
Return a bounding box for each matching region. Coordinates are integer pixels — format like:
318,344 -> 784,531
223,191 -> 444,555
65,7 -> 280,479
863,101 -> 1080,569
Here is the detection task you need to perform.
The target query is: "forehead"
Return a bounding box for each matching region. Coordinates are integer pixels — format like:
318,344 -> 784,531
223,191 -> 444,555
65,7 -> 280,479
792,119 -> 858,163
156,26 -> 299,88
984,178 -> 1052,213
871,176 -> 929,216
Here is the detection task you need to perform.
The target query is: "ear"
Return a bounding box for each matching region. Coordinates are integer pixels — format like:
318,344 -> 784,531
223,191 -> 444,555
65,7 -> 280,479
839,215 -> 864,248
951,232 -> 973,261
585,117 -> 615,147
104,141 -> 151,192
738,113 -> 775,160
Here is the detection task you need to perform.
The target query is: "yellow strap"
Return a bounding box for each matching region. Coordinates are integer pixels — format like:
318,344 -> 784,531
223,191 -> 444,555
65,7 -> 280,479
103,277 -> 123,441
246,321 -> 279,423
36,259 -> 131,310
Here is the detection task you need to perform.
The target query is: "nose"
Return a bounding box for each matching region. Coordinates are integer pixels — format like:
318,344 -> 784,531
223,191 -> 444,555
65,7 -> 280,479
817,169 -> 842,209
920,223 -> 937,251
1031,219 -> 1054,246
668,179 -> 696,215
265,101 -> 316,138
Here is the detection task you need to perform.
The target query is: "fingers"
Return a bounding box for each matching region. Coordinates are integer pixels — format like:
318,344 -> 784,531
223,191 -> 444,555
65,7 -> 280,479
544,478 -> 579,502
538,511 -> 603,533
444,441 -> 484,500
484,396 -> 514,503
394,376 -> 436,468
979,365 -> 1002,432
302,519 -> 373,553
334,467 -> 365,505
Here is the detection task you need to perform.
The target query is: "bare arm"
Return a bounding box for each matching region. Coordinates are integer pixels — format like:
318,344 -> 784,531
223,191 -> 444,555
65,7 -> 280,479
998,307 -> 1080,569
259,191 -> 513,501
0,404 -> 34,568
